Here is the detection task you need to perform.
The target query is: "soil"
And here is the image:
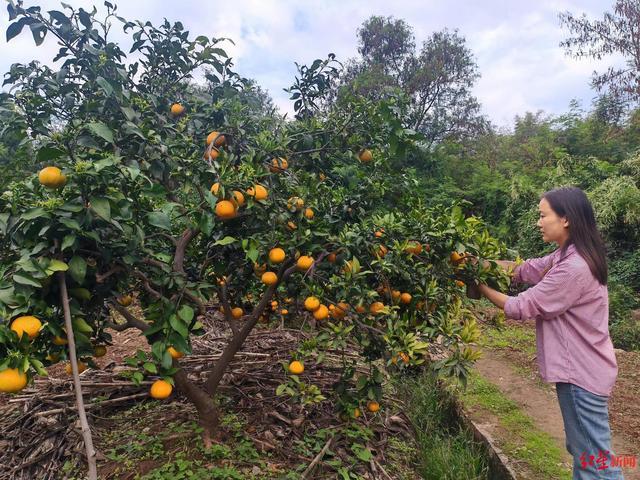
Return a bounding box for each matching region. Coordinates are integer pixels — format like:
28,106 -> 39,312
471,319 -> 640,480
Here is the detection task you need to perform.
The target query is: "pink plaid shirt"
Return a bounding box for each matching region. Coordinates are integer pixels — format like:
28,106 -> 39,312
504,243 -> 618,396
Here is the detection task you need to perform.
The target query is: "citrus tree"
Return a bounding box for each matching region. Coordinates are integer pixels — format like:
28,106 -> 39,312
0,1 -> 510,472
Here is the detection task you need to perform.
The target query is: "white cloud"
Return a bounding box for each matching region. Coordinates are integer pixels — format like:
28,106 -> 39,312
0,0 -> 626,126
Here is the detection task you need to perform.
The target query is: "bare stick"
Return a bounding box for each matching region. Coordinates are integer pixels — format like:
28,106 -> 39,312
301,435 -> 334,479
58,272 -> 97,480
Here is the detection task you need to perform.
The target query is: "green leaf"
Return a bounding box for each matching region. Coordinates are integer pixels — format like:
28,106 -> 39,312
36,146 -> 66,162
0,213 -> 8,234
212,236 -> 236,246
148,212 -> 171,231
21,207 -> 49,220
96,76 -> 114,96
90,197 -> 111,221
13,273 -> 42,288
143,362 -> 158,374
177,305 -> 194,323
30,358 -> 48,376
69,256 -> 87,284
169,314 -> 188,338
72,317 -> 93,333
59,218 -> 82,231
161,350 -> 173,370
86,122 -> 114,143
46,259 -> 69,273
61,234 -> 76,251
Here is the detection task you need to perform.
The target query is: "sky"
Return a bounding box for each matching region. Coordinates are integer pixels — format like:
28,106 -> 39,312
0,0 -> 623,129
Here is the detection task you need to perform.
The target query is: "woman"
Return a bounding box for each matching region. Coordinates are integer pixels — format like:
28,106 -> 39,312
476,186 -> 623,480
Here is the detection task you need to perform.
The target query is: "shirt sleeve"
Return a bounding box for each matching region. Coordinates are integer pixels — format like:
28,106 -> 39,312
512,251 -> 556,285
504,262 -> 586,321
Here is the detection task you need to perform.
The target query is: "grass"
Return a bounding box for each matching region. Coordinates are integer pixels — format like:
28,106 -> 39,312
394,371 -> 490,480
479,322 -> 536,356
459,371 -> 572,480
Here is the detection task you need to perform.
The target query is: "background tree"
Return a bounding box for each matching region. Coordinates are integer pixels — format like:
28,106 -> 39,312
337,16 -> 486,146
560,0 -> 640,106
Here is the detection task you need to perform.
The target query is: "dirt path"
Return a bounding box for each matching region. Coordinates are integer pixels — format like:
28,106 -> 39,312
474,349 -> 639,480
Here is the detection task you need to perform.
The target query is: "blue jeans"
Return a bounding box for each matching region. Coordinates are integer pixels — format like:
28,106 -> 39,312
556,382 -> 624,479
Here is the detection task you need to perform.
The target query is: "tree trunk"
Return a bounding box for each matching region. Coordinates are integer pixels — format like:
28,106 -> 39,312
58,273 -> 98,480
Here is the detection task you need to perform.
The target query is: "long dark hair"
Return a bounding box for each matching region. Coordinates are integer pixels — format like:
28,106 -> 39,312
542,187 -> 608,285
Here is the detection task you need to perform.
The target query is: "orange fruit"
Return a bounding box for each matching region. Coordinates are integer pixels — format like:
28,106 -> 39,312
117,294 -> 133,307
210,182 -> 221,196
369,302 -> 385,315
215,200 -> 237,219
93,345 -> 107,358
374,245 -> 388,258
304,296 -> 321,311
353,407 -> 361,418
367,401 -> 380,413
170,103 -> 185,116
150,379 -> 173,399
355,305 -> 366,314
269,247 -> 286,264
374,231 -> 383,238
288,361 -> 304,375
206,131 -> 226,147
404,241 -> 422,255
53,335 -> 68,346
262,271 -> 278,285
455,280 -> 466,288
327,252 -> 337,263
296,256 -> 314,271
247,184 -> 268,201
304,208 -> 314,219
231,307 -> 244,319
358,149 -> 372,162
391,290 -> 401,301
287,221 -> 297,231
287,196 -> 305,211
400,293 -> 412,304
253,263 -> 267,277
10,316 -> 42,340
450,251 -> 467,265
167,346 -> 184,359
399,352 -> 410,364
231,190 -> 245,207
209,147 -> 220,160
38,166 -> 67,188
280,309 -> 288,315
313,304 -> 329,320
330,302 -> 349,319
65,361 -> 87,375
270,157 -> 288,172
0,368 -> 28,393
342,260 -> 360,275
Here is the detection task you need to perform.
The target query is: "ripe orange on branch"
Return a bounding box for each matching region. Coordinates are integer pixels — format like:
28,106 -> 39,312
296,256 -> 314,271
150,379 -> 173,399
0,368 -> 28,393
313,304 -> 329,320
247,184 -> 268,201
206,131 -> 226,147
269,248 -> 286,264
215,200 -> 237,219
10,316 -> 41,340
170,103 -> 185,116
358,148 -> 373,163
304,296 -> 320,311
261,272 -> 278,285
167,346 -> 184,359
38,166 -> 67,189
270,157 -> 288,172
